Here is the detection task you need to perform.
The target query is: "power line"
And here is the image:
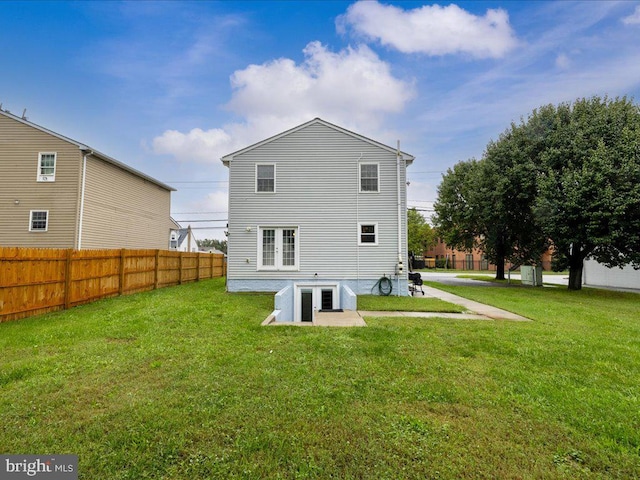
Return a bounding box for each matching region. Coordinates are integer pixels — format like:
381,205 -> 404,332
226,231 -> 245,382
173,187 -> 229,190
163,180 -> 228,184
186,226 -> 228,230
172,219 -> 228,223
172,211 -> 228,215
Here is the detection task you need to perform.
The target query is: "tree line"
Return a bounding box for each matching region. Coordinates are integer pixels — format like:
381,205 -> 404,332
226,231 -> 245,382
196,238 -> 227,254
433,96 -> 640,290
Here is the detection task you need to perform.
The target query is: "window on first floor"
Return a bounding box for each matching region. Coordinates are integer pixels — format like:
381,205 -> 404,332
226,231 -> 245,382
37,152 -> 56,182
29,210 -> 49,232
258,226 -> 298,270
358,223 -> 378,245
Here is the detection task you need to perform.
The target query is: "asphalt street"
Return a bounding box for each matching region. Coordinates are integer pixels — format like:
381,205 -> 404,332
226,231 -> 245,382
418,271 -> 569,288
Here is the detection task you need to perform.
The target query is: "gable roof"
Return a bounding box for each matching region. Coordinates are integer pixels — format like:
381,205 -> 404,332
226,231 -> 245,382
170,217 -> 182,229
0,108 -> 175,191
221,117 -> 414,166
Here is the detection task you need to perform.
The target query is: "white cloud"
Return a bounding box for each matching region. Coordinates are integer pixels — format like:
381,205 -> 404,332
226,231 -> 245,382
227,41 -> 413,122
152,41 -> 414,163
337,1 -> 518,59
152,127 -> 232,162
555,53 -> 571,70
622,5 -> 640,25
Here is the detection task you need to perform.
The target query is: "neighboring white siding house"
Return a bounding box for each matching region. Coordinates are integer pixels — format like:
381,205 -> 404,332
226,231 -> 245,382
222,118 -> 414,321
583,259 -> 640,291
169,227 -> 200,252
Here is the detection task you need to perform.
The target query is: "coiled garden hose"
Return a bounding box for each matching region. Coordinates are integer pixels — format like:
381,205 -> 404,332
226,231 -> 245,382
372,276 -> 393,296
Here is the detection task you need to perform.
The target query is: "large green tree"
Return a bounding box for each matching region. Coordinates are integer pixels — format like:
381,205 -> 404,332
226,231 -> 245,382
531,96 -> 640,289
407,208 -> 437,258
434,131 -> 547,280
436,95 -> 640,290
479,127 -> 549,278
196,238 -> 227,254
433,159 -> 482,259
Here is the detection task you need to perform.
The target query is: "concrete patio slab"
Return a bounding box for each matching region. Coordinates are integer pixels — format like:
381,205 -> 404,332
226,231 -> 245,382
314,310 -> 367,327
262,310 -> 367,327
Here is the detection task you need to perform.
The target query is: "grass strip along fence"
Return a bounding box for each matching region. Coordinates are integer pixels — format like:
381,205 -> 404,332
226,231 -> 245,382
0,247 -> 225,322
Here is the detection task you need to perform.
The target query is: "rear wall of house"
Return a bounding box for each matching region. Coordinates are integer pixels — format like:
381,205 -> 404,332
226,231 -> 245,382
80,155 -> 173,249
0,114 -> 81,248
227,122 -> 409,293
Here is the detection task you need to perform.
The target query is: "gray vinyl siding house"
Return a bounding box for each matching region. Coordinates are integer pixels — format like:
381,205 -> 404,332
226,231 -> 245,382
0,109 -> 175,249
223,118 -> 414,321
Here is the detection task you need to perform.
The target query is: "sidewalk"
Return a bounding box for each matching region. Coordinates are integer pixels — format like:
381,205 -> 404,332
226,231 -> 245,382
360,285 -> 529,322
419,285 -> 530,321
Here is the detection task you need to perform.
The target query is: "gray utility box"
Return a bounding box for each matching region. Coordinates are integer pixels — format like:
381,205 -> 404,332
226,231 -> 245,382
520,265 -> 543,286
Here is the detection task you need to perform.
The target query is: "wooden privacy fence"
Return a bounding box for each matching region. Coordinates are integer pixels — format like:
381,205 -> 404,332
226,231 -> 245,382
0,247 -> 226,323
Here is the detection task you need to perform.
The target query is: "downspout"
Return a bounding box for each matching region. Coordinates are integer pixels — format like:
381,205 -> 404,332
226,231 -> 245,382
396,141 -> 404,295
77,150 -> 91,250
356,153 -> 363,292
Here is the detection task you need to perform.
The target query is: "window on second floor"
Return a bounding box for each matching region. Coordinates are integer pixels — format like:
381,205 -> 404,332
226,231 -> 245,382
360,163 -> 379,192
256,164 -> 275,193
37,152 -> 56,182
29,210 -> 49,232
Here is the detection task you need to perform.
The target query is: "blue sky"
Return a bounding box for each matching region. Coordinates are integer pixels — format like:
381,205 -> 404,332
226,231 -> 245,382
2,1 -> 640,239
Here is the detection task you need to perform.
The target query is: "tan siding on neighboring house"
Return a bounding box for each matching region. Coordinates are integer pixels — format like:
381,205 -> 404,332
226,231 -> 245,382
0,114 -> 81,248
80,155 -> 172,249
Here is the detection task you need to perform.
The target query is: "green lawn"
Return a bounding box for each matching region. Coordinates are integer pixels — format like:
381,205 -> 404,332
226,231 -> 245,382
357,294 -> 464,312
1,278 -> 639,479
455,274 -> 525,285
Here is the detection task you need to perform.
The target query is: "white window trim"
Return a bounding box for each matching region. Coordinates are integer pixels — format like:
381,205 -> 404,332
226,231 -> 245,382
255,163 -> 276,193
257,226 -> 299,271
37,152 -> 57,182
358,222 -> 378,246
359,162 -> 379,193
29,210 -> 49,232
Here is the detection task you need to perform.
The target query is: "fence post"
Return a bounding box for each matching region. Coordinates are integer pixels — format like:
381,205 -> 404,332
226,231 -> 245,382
64,249 -> 73,310
119,249 -> 126,295
154,249 -> 160,289
196,253 -> 201,282
178,252 -> 183,285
